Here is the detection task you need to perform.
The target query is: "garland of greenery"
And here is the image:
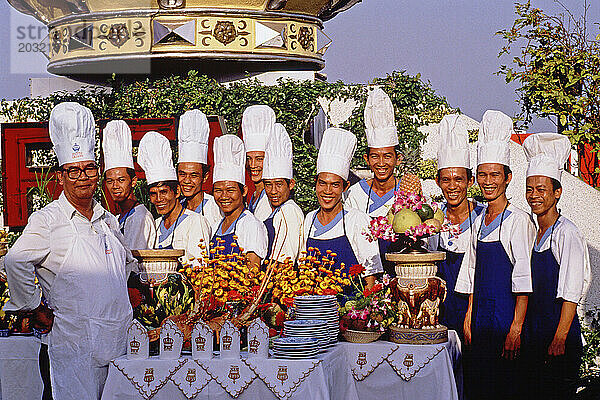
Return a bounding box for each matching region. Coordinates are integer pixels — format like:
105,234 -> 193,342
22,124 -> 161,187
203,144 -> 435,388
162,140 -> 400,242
0,70 -> 452,213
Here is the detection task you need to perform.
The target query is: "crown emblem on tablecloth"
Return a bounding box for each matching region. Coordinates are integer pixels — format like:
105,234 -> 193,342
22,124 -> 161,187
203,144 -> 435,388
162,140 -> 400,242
222,333 -> 233,351
195,335 -> 206,352
129,337 -> 140,354
248,335 -> 260,354
163,333 -> 174,351
7,0 -> 360,75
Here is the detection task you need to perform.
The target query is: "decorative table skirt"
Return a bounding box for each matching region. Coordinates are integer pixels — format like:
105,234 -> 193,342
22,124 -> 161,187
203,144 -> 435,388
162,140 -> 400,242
101,331 -> 461,400
0,336 -> 43,400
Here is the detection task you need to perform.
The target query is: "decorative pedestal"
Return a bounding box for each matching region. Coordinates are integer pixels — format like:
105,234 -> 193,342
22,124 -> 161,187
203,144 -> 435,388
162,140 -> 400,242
386,251 -> 448,345
131,249 -> 184,284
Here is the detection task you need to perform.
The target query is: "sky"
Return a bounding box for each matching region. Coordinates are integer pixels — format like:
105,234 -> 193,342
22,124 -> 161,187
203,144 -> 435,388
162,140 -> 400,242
0,0 -> 599,132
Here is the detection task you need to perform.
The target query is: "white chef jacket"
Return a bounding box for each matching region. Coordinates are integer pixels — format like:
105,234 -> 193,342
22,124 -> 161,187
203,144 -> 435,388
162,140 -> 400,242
455,203 -> 536,294
345,178 -> 400,218
119,203 -> 156,250
155,208 -> 212,264
428,201 -> 485,254
3,192 -> 138,312
533,215 -> 591,303
250,190 -> 272,222
302,208 -> 384,277
213,209 -> 269,259
266,200 -> 304,263
184,193 -> 223,231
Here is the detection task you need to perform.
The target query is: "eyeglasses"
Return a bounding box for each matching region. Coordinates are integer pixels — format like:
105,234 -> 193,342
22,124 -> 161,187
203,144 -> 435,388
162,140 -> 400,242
61,164 -> 99,180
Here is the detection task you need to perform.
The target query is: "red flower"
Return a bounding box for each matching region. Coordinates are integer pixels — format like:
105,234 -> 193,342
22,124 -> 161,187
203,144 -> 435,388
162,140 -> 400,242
228,290 -> 243,301
349,264 -> 366,277
275,311 -> 286,327
371,283 -> 383,295
268,328 -> 279,337
282,298 -> 294,308
363,288 -> 372,297
128,288 -> 143,308
322,288 -> 337,296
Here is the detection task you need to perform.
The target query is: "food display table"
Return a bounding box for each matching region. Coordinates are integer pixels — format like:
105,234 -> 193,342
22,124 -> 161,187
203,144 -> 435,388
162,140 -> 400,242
101,331 -> 461,400
0,336 -> 43,400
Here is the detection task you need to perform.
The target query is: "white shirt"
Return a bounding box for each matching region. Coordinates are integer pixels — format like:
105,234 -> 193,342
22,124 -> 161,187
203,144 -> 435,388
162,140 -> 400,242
345,178 -> 399,217
185,193 -> 223,231
213,209 -> 269,259
533,215 -> 591,304
428,201 -> 485,254
3,193 -> 137,312
267,200 -> 304,263
155,208 -> 212,264
302,208 -> 384,277
119,204 -> 156,250
455,203 -> 536,294
250,190 -> 272,222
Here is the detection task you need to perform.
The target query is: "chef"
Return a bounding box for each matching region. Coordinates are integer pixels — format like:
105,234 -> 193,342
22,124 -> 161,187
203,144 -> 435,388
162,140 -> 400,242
211,135 -> 268,269
243,105 -> 276,221
4,102 -> 135,399
303,127 -> 383,288
455,110 -> 536,400
345,88 -> 400,274
137,131 -> 211,264
177,109 -> 222,228
522,132 -> 590,400
428,114 -> 484,339
262,123 -> 304,264
102,120 -> 156,250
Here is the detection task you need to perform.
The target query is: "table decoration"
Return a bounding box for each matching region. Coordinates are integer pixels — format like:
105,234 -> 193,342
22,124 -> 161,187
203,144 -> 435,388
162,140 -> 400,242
247,318 -> 269,358
191,320 -> 213,360
127,319 -> 149,360
365,189 -> 455,344
159,319 -> 184,359
219,320 -> 241,359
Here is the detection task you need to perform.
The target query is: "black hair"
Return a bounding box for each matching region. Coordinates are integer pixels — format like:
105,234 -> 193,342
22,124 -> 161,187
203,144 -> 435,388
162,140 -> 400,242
126,168 -> 136,180
503,165 -> 512,178
366,145 -> 401,157
148,180 -> 179,193
551,178 -> 562,191
177,163 -> 211,179
436,168 -> 473,181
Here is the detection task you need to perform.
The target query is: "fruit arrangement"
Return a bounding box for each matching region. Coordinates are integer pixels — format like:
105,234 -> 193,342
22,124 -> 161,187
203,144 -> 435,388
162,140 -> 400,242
366,190 -> 457,242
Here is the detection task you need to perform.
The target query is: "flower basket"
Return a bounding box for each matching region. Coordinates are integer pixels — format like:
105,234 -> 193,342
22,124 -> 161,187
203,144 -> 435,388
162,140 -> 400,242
342,329 -> 383,344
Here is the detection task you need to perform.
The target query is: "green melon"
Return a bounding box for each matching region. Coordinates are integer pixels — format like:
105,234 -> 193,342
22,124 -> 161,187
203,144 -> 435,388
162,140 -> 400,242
416,204 -> 434,221
433,208 -> 445,224
392,208 -> 422,233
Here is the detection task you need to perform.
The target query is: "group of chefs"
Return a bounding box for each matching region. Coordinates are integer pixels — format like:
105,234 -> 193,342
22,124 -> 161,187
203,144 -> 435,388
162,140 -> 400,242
1,87 -> 591,400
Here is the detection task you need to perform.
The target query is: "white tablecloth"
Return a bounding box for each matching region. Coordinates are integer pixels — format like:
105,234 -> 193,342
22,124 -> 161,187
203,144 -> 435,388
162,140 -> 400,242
0,336 -> 43,400
101,331 -> 461,400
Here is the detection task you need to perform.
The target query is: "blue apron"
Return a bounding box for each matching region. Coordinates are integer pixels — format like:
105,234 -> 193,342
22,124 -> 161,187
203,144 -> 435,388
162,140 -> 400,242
436,246 -> 468,337
523,220 -> 582,399
210,212 -> 244,258
306,209 -> 358,276
118,204 -> 138,234
468,207 -> 522,400
264,206 -> 281,260
155,207 -> 186,250
249,190 -> 265,214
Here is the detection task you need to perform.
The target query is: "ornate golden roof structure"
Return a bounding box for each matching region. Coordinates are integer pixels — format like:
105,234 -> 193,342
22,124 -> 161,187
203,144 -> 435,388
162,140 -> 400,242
7,0 -> 361,76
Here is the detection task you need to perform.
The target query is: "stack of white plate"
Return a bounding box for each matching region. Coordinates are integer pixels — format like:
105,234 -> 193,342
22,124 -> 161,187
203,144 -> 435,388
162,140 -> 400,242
283,320 -> 329,348
272,337 -> 320,359
294,295 -> 340,345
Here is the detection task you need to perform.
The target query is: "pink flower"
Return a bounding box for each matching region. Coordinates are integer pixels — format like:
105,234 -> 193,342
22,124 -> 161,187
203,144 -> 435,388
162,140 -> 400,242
349,308 -> 360,320
359,309 -> 369,320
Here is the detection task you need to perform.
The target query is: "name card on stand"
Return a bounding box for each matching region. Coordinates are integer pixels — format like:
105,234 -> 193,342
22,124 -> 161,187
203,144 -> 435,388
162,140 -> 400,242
160,319 -> 184,360
192,320 -> 213,360
219,320 -> 240,359
127,319 -> 149,360
247,318 -> 269,359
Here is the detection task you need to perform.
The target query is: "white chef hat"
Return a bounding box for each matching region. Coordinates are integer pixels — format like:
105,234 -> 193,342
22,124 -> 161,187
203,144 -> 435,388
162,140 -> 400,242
316,127 -> 357,181
437,114 -> 470,170
477,110 -> 513,167
137,131 -> 177,185
49,102 -> 96,166
523,132 -> 571,181
364,87 -> 399,148
213,135 -> 246,185
178,109 -> 210,164
102,120 -> 134,172
263,123 -> 293,180
241,105 -> 276,152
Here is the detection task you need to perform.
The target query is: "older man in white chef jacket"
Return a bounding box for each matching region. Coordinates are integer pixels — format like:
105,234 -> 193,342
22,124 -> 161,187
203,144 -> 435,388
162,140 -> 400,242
4,102 -> 136,400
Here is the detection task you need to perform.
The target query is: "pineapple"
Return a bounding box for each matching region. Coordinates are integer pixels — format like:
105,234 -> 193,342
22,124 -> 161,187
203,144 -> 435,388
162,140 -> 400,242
398,145 -> 423,194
